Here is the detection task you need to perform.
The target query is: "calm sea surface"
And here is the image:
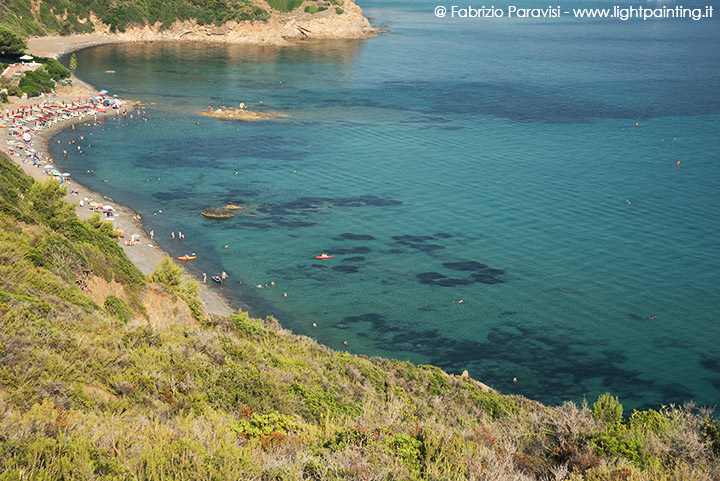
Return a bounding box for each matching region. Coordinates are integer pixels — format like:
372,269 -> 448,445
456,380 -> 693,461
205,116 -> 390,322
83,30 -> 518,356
53,0 -> 720,410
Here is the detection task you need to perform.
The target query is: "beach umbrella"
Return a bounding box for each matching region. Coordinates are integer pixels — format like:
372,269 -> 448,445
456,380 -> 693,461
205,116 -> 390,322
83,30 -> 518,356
22,133 -> 31,141
61,173 -> 70,177
131,233 -> 141,239
43,165 -> 53,169
103,205 -> 113,211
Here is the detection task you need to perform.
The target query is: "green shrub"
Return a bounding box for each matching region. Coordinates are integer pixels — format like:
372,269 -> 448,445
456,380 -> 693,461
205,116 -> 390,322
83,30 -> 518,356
234,411 -> 300,439
26,179 -> 74,229
324,427 -> 374,451
149,256 -> 198,297
268,0 -> 304,12
702,417 -> 720,456
592,423 -> 645,467
389,433 -> 423,473
104,295 -> 132,323
304,5 -> 319,13
419,364 -> 450,395
592,392 -> 623,425
40,57 -> 70,81
27,232 -> 85,282
629,409 -> 669,434
336,7 -> 344,14
6,85 -> 23,97
18,67 -> 57,97
0,26 -> 26,56
85,213 -> 120,238
231,309 -> 267,336
469,389 -> 520,419
290,382 -> 357,422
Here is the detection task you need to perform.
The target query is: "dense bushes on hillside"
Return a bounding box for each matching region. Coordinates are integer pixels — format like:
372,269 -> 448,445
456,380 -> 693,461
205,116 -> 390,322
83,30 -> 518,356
0,151 -> 719,479
0,0 -> 290,36
0,26 -> 26,56
268,0 -> 305,12
0,54 -> 69,100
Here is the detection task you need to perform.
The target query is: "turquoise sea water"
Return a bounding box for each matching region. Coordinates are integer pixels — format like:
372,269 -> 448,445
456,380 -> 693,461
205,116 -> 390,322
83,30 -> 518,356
52,0 -> 720,410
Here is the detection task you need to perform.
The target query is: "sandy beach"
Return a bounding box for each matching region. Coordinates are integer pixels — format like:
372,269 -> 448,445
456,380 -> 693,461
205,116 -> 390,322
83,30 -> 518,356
27,34 -> 120,59
2,40 -> 235,317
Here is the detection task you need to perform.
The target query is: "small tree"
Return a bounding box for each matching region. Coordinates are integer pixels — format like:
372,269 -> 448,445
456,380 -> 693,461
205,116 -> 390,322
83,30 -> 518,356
149,256 -> 200,299
150,256 -> 184,288
592,392 -> 623,426
27,179 -> 75,229
0,26 -> 27,57
69,53 -> 77,73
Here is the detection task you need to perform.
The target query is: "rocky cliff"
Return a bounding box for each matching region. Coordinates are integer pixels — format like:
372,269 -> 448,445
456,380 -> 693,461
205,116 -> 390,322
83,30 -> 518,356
74,1 -> 375,46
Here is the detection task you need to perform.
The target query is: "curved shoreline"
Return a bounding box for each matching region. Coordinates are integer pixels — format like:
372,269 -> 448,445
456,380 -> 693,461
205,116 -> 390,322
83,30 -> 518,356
2,57 -> 236,317
17,24 -> 376,321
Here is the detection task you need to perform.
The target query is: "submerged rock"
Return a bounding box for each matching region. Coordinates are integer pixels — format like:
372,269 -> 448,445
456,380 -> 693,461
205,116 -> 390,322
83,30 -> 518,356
200,108 -> 289,121
202,206 -> 235,218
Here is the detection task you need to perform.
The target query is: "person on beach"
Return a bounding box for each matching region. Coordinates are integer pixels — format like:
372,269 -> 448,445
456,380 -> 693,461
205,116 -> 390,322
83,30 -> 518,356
150,229 -> 154,240
203,272 -> 207,283
171,232 -> 175,240
221,271 -> 228,280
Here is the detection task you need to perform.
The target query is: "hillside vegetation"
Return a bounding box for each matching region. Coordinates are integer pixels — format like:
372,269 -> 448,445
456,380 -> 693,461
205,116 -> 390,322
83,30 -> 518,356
0,0 -> 346,36
0,151 -> 719,479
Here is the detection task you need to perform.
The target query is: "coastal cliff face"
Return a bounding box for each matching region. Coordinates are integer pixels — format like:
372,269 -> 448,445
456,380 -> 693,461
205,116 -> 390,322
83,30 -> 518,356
18,1 -> 375,49
97,2 -> 375,44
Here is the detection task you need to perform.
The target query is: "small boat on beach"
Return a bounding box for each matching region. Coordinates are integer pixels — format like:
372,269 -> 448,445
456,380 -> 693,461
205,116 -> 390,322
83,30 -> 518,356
212,275 -> 222,283
316,253 -> 334,259
178,254 -> 197,261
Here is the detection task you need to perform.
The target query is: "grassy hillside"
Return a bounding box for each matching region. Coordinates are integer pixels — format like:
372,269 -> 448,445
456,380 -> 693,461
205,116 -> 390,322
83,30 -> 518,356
0,0 -> 299,36
0,150 -> 719,479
